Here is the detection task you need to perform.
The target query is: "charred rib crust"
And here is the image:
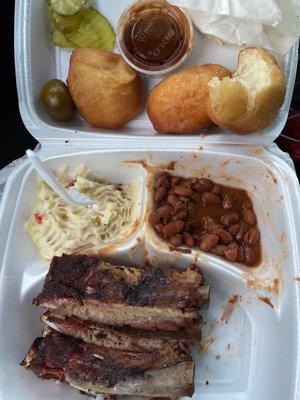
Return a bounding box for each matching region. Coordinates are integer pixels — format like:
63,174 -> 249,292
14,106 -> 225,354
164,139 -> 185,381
22,331 -> 194,390
34,254 -> 209,310
122,268 -> 208,308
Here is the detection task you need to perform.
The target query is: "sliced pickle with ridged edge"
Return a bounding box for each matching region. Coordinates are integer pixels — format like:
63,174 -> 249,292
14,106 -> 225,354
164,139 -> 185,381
65,8 -> 115,50
51,29 -> 76,47
50,7 -> 115,51
51,10 -> 83,34
49,0 -> 87,16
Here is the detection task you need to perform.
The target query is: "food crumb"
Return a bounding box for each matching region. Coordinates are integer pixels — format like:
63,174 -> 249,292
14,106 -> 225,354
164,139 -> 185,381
215,355 -> 220,360
227,344 -> 231,350
221,294 -> 241,323
267,169 -> 278,184
169,246 -> 191,254
295,277 -> 300,282
199,336 -> 216,355
219,159 -> 230,167
250,146 -> 264,156
125,159 -> 149,170
229,294 -> 241,304
164,160 -> 176,170
188,153 -> 198,161
103,395 -> 118,400
258,296 -> 274,309
269,278 -> 280,295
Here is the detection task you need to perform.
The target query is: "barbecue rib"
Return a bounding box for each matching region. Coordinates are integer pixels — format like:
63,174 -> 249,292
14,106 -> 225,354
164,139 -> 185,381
21,331 -> 195,398
41,311 -> 202,352
34,254 -> 209,331
22,254 -> 210,398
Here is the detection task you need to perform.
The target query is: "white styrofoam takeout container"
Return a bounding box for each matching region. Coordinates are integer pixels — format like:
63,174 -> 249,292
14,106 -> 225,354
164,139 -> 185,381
0,146 -> 300,400
0,1 -> 299,400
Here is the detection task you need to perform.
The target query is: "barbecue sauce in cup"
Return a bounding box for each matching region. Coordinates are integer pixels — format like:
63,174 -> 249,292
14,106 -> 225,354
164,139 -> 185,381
117,0 -> 193,76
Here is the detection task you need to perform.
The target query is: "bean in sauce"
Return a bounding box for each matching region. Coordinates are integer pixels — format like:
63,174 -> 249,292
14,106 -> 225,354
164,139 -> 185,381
150,172 -> 261,266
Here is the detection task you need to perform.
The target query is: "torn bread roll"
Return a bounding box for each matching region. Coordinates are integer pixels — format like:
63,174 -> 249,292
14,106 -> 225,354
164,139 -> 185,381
206,47 -> 286,134
67,47 -> 142,129
147,64 -> 231,134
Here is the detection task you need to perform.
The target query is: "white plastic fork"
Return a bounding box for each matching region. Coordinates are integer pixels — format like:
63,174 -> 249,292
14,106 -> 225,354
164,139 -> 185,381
26,150 -> 99,209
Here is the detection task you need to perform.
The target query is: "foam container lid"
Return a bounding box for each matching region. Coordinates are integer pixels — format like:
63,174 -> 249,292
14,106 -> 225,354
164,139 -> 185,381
14,0 -> 299,147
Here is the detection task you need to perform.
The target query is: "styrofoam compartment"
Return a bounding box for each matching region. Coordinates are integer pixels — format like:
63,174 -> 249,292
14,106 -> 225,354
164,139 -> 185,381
15,0 -> 299,147
0,146 -> 300,400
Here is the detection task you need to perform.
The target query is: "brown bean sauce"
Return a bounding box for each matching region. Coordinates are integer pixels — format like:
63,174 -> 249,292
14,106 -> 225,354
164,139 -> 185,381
150,172 -> 262,267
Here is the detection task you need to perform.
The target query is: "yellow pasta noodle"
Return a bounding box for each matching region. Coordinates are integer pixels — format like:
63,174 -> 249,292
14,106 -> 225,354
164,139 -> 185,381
26,166 -> 143,260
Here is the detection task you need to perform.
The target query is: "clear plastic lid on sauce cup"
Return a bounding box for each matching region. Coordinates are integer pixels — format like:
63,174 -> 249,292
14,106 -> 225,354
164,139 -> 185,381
117,0 -> 194,77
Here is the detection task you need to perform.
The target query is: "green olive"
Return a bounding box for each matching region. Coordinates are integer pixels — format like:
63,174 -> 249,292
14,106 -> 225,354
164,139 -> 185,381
40,79 -> 75,122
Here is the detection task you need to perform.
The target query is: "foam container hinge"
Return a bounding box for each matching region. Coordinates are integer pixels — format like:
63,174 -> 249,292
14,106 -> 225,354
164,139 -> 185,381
14,0 -> 299,147
0,145 -> 300,400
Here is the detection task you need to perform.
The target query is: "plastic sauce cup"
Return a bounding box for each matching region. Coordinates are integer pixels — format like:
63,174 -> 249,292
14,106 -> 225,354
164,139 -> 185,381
117,0 -> 194,77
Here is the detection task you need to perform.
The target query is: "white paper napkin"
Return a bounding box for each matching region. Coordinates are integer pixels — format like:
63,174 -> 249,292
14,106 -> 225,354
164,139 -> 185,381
172,0 -> 300,54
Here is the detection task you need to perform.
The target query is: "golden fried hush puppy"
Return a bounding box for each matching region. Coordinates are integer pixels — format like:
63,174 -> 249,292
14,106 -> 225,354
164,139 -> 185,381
67,47 -> 142,129
206,48 -> 286,134
146,64 -> 231,134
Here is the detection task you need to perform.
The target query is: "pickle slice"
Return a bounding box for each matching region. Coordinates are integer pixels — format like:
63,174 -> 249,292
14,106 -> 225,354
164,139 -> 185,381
51,10 -> 83,35
51,29 -> 76,47
50,7 -> 115,50
49,0 -> 87,16
65,8 -> 115,51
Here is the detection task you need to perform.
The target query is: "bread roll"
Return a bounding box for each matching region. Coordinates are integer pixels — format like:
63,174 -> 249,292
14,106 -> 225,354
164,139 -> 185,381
146,64 -> 232,134
206,48 -> 286,134
67,47 -> 142,129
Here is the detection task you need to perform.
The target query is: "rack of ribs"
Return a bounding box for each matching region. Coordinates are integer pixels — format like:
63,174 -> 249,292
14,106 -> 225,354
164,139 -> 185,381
22,254 -> 210,398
